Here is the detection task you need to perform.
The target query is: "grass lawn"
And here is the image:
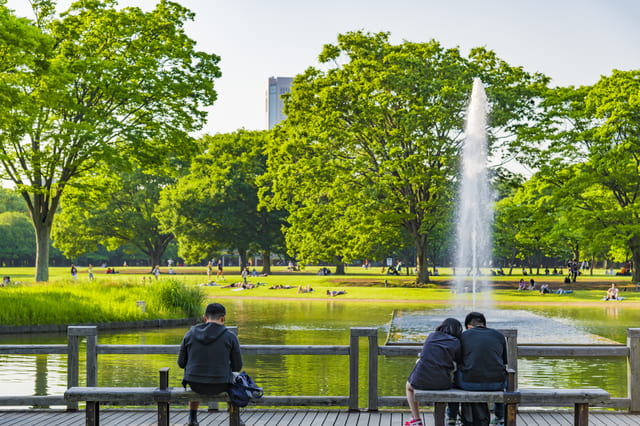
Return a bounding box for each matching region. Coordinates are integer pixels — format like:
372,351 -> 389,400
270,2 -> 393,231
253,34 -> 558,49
2,265 -> 637,306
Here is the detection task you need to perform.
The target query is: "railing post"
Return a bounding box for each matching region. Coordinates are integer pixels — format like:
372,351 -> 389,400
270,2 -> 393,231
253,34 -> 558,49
503,329 -> 518,385
85,327 -> 98,387
349,328 -> 360,411
628,328 -> 640,412
350,327 -> 378,411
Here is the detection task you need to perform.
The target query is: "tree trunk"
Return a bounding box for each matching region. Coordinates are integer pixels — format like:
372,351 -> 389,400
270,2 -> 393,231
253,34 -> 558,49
261,249 -> 272,274
239,249 -> 248,272
334,255 -> 345,275
34,223 -> 51,282
416,238 -> 430,284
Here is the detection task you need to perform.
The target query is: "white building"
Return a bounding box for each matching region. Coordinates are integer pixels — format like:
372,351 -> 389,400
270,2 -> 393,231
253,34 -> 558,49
266,76 -> 293,129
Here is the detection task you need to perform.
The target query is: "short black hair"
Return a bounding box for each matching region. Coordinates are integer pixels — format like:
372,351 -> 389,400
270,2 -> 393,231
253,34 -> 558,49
436,318 -> 463,339
204,303 -> 226,319
465,312 -> 486,328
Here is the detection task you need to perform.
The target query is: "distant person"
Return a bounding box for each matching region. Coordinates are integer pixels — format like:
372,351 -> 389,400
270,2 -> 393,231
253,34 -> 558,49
178,303 -> 242,426
70,264 -> 78,281
207,261 -> 213,281
405,318 -> 462,426
153,265 -> 160,280
528,279 -> 536,290
241,267 -> 248,284
606,283 -> 619,301
217,259 -> 225,281
88,264 -> 94,281
540,284 -> 550,294
1,276 -> 9,286
517,279 -> 526,290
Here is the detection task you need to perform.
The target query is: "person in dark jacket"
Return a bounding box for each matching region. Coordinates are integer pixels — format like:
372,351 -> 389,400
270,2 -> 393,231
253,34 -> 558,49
404,318 -> 463,426
178,303 -> 243,426
453,312 -> 508,426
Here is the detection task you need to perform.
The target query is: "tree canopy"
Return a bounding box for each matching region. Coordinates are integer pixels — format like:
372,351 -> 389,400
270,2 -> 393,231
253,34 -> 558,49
260,31 -> 548,282
0,0 -> 220,280
158,130 -> 286,273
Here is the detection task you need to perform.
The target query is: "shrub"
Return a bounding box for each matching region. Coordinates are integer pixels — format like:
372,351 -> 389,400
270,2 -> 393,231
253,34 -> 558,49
156,279 -> 204,317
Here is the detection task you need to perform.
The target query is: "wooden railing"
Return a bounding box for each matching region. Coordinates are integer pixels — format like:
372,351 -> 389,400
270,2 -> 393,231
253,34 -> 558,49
0,326 -> 638,412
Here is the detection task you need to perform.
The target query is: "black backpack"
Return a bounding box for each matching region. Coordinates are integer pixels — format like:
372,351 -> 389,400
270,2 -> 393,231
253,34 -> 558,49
229,371 -> 263,407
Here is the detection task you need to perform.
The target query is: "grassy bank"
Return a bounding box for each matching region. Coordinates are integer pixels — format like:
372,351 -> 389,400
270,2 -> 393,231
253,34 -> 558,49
1,266 -> 638,326
0,279 -> 203,326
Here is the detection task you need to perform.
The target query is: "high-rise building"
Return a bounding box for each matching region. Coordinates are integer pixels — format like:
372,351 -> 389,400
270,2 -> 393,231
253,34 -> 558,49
266,76 -> 293,129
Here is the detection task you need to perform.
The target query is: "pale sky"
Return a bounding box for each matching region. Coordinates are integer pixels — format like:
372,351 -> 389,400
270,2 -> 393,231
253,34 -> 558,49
6,0 -> 640,136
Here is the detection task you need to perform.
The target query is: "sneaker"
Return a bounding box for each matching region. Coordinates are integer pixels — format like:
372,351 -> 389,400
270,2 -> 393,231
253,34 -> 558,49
490,418 -> 504,426
447,418 -> 457,426
404,418 -> 423,426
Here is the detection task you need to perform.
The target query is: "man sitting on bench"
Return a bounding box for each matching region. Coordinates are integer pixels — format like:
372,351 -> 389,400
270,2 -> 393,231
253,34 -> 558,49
178,303 -> 243,426
449,312 -> 508,426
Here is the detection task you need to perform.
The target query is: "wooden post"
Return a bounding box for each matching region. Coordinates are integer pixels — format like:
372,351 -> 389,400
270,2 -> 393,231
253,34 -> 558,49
433,402 -> 446,426
66,327 -> 83,411
628,328 -> 640,412
86,401 -> 99,426
367,329 -> 378,411
574,402 -> 588,426
349,328 -> 360,411
158,368 -> 170,426
85,327 -> 98,387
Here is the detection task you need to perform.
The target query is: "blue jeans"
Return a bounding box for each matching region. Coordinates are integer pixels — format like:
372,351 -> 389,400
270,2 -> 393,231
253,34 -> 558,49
447,371 -> 506,420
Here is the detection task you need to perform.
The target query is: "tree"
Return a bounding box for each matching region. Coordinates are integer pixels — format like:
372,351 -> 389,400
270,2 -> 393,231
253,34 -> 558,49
158,130 -> 286,273
51,160 -> 176,269
0,211 -> 35,266
0,1 -> 220,281
261,31 -> 547,282
517,70 -> 640,281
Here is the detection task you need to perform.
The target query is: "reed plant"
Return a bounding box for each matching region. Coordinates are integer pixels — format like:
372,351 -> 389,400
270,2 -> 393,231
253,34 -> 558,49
0,278 -> 204,326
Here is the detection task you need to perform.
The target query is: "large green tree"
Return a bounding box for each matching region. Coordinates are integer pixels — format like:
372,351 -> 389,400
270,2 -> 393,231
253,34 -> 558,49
158,130 -> 287,273
51,159 -> 176,268
0,0 -> 220,281
261,31 -> 547,282
517,70 -> 640,281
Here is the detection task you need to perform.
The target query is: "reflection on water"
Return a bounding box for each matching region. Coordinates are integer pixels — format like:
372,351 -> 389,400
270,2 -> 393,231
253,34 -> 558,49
388,307 -> 619,344
0,299 -> 638,400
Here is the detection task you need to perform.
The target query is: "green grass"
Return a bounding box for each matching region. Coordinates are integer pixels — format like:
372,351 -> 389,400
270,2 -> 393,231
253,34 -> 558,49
1,266 -> 637,326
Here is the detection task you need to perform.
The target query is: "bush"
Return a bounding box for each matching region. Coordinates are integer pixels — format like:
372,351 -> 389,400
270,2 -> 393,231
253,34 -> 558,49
156,279 -> 204,317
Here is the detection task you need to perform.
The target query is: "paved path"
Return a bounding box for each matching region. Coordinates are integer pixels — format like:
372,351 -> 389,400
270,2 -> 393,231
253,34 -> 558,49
1,409 -> 640,425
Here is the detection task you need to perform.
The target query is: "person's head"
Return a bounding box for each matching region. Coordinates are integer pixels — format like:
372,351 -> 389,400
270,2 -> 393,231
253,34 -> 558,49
436,318 -> 463,339
464,312 -> 486,329
204,303 -> 226,323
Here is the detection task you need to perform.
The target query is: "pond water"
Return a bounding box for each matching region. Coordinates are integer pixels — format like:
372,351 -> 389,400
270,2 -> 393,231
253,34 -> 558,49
0,299 -> 636,404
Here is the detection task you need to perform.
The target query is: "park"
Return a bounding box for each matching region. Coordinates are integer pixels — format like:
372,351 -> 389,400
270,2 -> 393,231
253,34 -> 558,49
2,0 -> 640,425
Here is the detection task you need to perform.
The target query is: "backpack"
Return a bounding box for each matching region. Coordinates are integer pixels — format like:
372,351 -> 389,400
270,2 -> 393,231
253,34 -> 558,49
229,371 -> 263,407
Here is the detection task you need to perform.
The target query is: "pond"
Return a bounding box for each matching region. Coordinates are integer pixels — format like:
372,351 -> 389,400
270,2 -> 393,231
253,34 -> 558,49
0,299 -> 636,404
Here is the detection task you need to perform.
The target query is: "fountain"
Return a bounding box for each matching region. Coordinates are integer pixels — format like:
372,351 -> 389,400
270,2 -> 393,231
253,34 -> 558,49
454,78 -> 493,310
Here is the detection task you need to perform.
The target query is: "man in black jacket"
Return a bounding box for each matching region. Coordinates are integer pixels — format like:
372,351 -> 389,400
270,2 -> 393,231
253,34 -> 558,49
178,303 -> 243,426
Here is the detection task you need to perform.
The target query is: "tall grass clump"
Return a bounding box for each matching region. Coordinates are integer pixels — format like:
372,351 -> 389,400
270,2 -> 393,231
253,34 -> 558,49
154,279 -> 205,317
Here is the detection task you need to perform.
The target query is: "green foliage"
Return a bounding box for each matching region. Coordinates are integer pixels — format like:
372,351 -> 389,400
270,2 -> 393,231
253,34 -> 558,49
515,70 -> 640,279
158,130 -> 286,269
52,159 -> 176,267
261,31 -> 547,282
153,279 -> 204,317
0,211 -> 35,265
0,1 -> 221,281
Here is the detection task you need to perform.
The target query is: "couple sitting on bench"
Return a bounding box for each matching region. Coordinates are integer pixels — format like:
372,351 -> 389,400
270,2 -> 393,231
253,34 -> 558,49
405,312 -> 507,426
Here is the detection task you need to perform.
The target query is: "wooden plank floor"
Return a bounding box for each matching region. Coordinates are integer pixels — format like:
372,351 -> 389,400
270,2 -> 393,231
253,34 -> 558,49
1,409 -> 640,425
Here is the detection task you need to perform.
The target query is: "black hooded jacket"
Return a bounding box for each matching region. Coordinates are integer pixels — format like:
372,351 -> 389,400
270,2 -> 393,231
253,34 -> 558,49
178,321 -> 243,385
408,331 -> 461,390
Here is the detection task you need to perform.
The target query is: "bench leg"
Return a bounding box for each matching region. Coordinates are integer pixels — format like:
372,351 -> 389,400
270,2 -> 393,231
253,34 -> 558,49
505,402 -> 517,426
86,401 -> 99,426
229,403 -> 240,426
157,401 -> 169,426
433,402 -> 446,426
574,403 -> 588,426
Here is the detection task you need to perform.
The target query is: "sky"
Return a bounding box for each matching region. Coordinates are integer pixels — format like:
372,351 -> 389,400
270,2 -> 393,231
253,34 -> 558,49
5,0 -> 640,136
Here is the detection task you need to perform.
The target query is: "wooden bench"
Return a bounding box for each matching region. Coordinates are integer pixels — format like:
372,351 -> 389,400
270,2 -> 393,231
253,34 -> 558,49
413,371 -> 610,426
64,367 -> 243,426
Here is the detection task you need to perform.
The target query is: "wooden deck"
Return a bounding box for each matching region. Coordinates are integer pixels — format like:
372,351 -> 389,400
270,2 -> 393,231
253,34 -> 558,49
1,409 -> 640,425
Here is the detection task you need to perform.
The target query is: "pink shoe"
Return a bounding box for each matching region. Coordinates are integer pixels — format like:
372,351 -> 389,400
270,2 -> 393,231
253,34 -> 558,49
404,418 -> 423,426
